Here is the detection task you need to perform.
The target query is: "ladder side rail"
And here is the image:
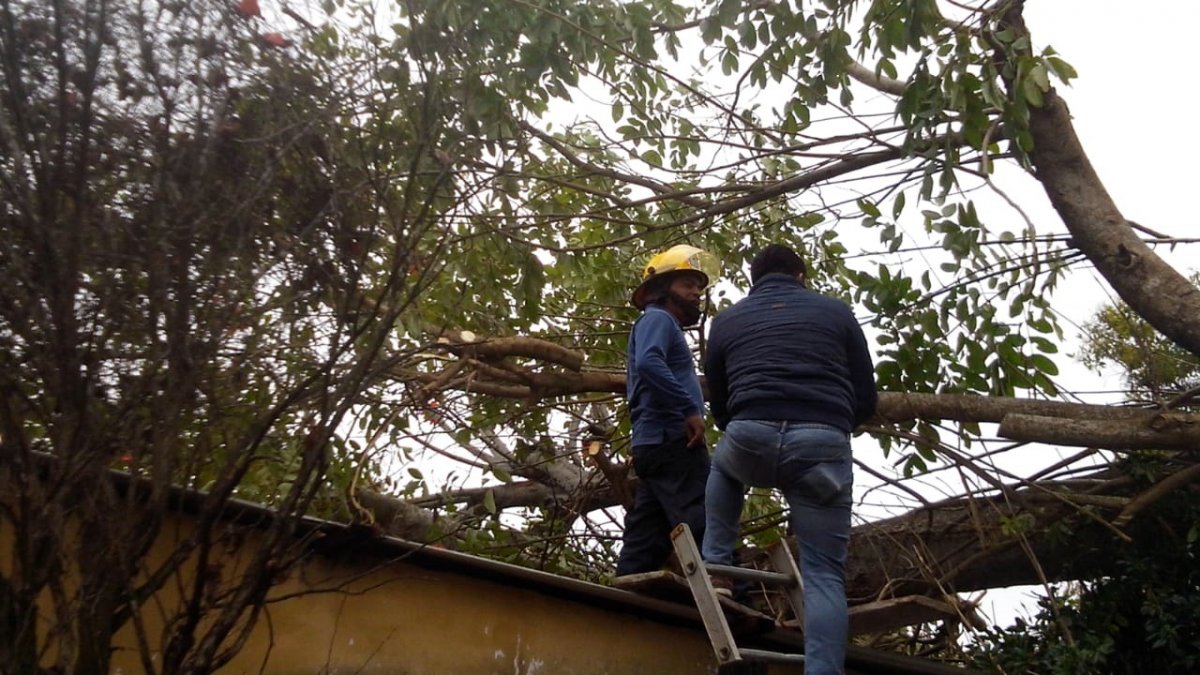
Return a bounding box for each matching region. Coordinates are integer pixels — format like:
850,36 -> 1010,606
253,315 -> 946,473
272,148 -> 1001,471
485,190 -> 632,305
766,541 -> 806,628
670,524 -> 743,665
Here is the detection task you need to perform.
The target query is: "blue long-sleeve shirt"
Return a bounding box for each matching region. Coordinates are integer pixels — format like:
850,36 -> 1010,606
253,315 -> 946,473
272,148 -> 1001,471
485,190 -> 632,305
626,306 -> 705,446
704,274 -> 877,433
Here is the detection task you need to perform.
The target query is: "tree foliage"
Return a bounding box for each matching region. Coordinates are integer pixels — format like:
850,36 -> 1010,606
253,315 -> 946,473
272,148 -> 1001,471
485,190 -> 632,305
2,0 -> 1199,671
0,0 -> 462,670
966,453 -> 1200,674
958,288 -> 1200,672
1080,273 -> 1200,400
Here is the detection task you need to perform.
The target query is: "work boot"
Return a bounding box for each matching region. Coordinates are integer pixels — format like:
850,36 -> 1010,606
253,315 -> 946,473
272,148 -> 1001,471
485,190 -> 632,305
710,574 -> 734,598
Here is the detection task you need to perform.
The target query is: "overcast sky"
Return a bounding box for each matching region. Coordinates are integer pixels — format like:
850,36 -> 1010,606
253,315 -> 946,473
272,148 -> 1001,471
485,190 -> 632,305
1025,2 -> 1197,256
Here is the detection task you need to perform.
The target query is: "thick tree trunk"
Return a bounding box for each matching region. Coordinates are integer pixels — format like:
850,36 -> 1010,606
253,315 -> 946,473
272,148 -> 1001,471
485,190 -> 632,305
1002,8 -> 1200,358
1027,88 -> 1200,358
361,466 -> 1161,604
392,338 -> 1200,599
843,474 -> 1129,601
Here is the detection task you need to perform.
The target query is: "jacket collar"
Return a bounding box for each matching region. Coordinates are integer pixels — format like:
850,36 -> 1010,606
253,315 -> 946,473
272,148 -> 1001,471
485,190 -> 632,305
749,273 -> 804,294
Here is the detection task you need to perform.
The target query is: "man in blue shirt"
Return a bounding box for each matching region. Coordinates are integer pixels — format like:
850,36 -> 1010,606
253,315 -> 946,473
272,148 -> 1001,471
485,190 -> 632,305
701,244 -> 877,674
615,245 -> 716,576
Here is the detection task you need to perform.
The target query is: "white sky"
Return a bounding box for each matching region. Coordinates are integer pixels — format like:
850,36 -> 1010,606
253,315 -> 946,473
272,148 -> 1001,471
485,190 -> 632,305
1022,0 -> 1198,309
1026,1 -> 1199,244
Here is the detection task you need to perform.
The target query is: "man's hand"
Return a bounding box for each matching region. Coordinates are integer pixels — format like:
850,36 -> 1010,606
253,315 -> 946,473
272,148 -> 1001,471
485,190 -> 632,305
684,414 -> 706,448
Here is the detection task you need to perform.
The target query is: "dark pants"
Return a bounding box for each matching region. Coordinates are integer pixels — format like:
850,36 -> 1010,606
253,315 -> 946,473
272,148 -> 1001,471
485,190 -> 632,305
615,437 -> 710,576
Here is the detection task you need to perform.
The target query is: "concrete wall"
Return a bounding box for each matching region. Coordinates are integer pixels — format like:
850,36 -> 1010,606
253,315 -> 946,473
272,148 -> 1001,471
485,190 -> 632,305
2,508 -> 777,674
162,546 -> 721,674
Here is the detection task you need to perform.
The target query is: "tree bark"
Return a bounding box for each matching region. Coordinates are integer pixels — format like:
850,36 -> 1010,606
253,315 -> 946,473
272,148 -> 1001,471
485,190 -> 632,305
843,471 -> 1139,602
999,412 -> 1200,450
358,467 -> 1161,605
1002,7 -> 1200,359
413,355 -> 1200,449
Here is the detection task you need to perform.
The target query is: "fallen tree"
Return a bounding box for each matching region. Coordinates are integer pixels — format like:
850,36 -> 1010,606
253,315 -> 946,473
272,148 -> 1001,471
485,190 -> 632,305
3,0 -> 1199,671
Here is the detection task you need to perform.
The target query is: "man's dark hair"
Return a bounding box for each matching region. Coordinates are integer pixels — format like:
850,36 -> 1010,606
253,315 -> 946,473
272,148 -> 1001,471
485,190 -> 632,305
750,244 -> 807,284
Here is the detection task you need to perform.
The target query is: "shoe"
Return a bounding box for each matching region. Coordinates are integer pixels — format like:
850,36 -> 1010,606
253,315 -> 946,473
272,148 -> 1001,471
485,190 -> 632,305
710,574 -> 734,598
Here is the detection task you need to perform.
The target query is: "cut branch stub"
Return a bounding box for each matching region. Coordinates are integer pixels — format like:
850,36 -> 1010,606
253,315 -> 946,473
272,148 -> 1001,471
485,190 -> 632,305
439,331 -> 584,371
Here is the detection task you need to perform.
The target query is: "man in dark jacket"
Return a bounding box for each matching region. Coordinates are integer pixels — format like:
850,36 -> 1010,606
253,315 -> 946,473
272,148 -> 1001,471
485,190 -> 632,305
615,244 -> 716,576
701,244 -> 877,675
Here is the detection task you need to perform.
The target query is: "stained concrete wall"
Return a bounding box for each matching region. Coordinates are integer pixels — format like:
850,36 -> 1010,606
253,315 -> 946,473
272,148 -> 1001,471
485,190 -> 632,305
169,547 -> 722,674
1,508 -> 784,674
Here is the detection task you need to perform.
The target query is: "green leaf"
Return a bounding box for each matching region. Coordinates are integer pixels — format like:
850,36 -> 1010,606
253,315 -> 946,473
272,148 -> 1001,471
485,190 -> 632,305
717,0 -> 741,27
1022,73 -> 1045,107
721,50 -> 739,75
1029,63 -> 1050,91
1030,353 -> 1059,376
892,191 -> 906,219
519,252 -> 545,322
483,488 -> 497,514
1046,55 -> 1078,83
739,20 -> 757,50
1032,336 -> 1058,354
615,124 -> 640,139
879,58 -> 897,80
903,455 -> 927,478
1029,317 -> 1053,333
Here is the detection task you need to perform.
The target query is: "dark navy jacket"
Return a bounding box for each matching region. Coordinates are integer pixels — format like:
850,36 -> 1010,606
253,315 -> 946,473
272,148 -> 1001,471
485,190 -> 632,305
704,273 -> 877,433
626,305 -> 705,447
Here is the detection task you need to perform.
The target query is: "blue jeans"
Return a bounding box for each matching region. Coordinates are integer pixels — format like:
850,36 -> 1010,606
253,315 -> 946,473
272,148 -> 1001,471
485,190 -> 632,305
702,420 -> 853,675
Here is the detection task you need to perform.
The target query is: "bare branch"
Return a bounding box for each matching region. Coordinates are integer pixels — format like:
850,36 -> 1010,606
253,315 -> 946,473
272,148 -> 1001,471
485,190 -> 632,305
1113,462 -> 1200,527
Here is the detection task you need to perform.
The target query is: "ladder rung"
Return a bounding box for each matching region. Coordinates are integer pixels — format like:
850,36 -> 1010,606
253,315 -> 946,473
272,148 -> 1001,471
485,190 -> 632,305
704,562 -> 795,587
738,648 -> 807,665
671,524 -> 807,670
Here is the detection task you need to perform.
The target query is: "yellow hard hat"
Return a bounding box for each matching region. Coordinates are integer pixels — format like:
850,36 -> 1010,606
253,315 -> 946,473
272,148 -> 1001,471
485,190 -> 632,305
631,244 -> 719,309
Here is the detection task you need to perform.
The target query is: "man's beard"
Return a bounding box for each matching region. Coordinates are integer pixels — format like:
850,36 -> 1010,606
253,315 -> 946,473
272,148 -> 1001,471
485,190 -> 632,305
667,292 -> 703,327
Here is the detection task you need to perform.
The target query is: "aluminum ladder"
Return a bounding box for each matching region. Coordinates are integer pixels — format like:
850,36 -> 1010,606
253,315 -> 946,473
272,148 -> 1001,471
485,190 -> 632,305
671,523 -> 807,669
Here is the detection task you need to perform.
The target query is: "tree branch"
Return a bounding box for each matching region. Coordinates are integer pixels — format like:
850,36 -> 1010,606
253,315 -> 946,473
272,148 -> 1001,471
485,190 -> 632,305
1001,6 -> 1200,359
999,413 -> 1200,451
1112,461 -> 1200,528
